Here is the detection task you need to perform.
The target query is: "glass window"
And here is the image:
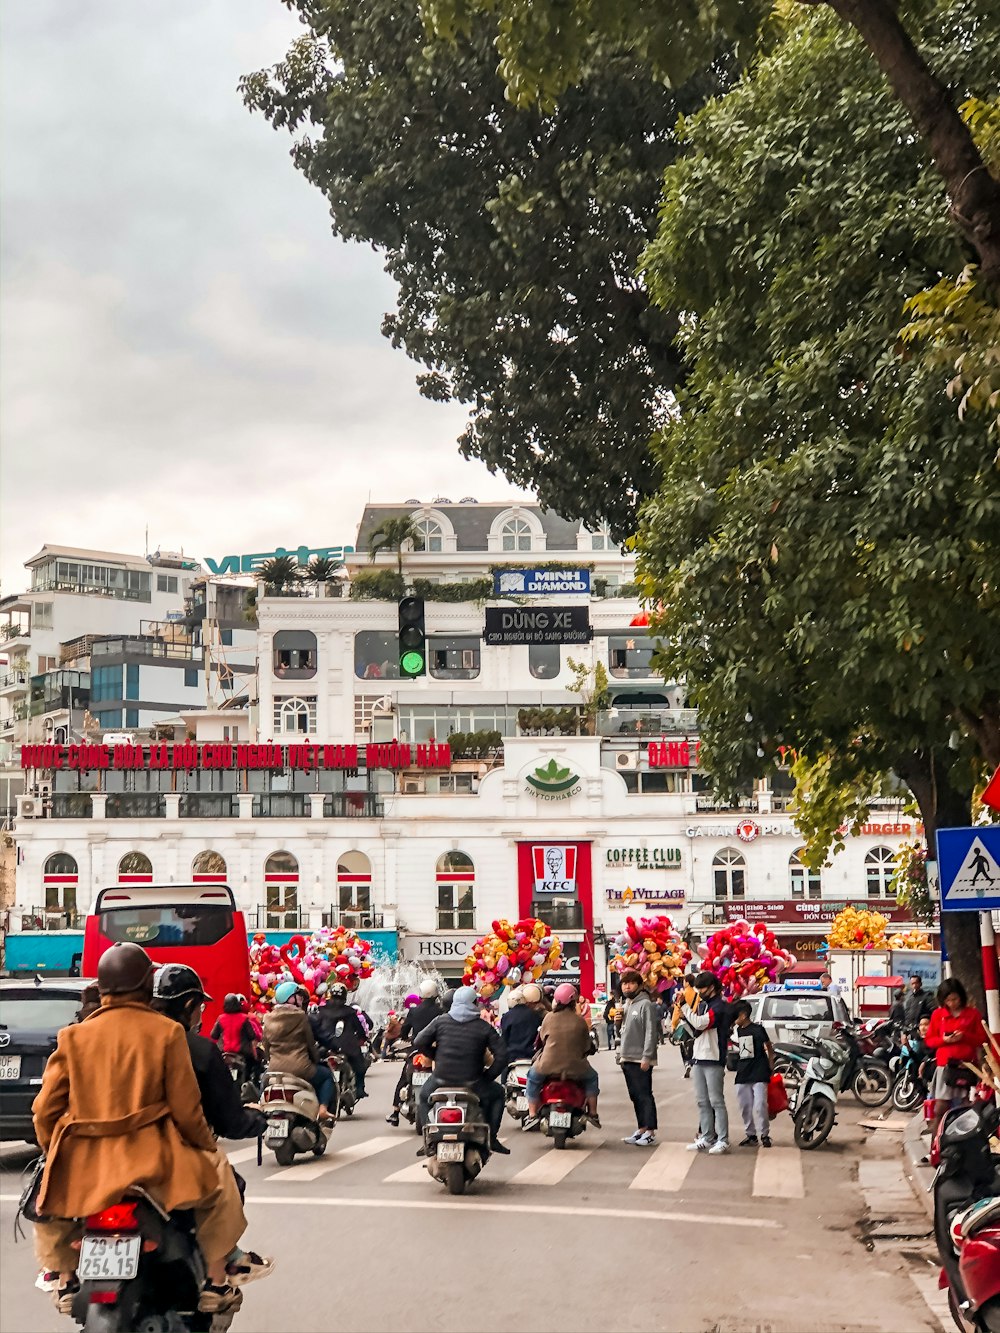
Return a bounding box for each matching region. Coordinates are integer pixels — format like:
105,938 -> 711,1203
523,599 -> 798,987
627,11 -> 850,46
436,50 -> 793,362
528,643 -> 560,680
274,632 -> 318,679
100,904 -> 233,946
339,883 -> 372,912
156,575 -> 179,594
501,517 -> 533,551
354,631 -> 402,680
118,851 -> 152,877
192,850 -> 227,877
33,602 -> 53,629
220,629 -> 233,646
437,884 -> 475,930
125,708 -> 139,728
94,708 -> 123,729
92,665 -> 123,703
125,664 -> 139,699
766,996 -> 832,1022
789,848 -> 822,899
44,852 -> 78,876
608,634 -> 657,678
0,996 -> 85,1029
273,696 -> 317,734
184,667 -> 199,688
713,848 -> 746,898
413,516 -> 444,552
429,637 -> 481,680
265,850 -> 299,876
589,528 -> 614,551
865,846 -> 895,896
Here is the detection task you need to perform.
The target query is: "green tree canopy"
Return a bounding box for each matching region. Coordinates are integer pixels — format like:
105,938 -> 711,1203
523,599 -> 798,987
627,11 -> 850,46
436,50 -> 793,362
241,2 -> 732,535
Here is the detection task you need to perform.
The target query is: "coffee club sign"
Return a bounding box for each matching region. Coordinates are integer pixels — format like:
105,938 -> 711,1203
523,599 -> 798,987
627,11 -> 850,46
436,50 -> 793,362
606,847 -> 682,870
20,740 -> 453,774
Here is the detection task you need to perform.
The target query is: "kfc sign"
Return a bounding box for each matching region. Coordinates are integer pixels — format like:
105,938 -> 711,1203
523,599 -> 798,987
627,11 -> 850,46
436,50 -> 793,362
533,845 -> 578,895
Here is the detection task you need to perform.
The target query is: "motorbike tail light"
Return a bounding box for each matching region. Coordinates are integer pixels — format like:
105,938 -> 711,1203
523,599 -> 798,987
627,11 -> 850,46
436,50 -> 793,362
265,1088 -> 295,1103
89,1292 -> 119,1305
413,1053 -> 432,1070
85,1203 -> 139,1232
437,1108 -> 464,1124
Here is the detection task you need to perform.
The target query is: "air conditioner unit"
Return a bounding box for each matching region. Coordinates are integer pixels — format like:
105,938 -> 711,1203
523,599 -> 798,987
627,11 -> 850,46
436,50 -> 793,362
615,752 -> 639,771
16,795 -> 39,818
402,779 -> 423,794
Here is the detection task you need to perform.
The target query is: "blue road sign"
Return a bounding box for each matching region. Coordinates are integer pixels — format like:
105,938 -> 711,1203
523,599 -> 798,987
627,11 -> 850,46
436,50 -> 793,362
937,826 -> 1000,912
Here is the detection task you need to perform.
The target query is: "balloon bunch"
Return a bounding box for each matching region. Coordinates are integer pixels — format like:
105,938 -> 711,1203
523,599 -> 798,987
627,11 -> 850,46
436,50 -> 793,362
698,920 -> 797,999
463,918 -> 562,999
887,929 -> 932,951
249,927 -> 375,1011
610,915 -> 691,994
826,907 -> 888,951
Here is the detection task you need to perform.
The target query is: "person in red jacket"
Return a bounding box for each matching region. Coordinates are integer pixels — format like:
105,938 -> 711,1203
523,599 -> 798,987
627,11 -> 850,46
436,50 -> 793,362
924,978 -> 987,1133
211,994 -> 261,1081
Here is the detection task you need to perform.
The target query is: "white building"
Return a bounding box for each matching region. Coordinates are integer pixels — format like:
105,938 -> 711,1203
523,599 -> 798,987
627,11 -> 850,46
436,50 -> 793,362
5,503 -> 926,982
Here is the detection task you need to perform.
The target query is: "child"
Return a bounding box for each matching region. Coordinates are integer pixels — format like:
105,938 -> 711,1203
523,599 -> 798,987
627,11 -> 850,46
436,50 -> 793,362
732,999 -> 774,1148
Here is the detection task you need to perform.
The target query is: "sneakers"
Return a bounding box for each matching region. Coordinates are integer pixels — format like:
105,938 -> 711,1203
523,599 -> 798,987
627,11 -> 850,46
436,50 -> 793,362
622,1130 -> 644,1144
761,1135 -> 772,1148
385,1109 -> 400,1127
490,1138 -> 511,1155
225,1250 -> 274,1287
738,1135 -> 759,1147
54,1278 -> 80,1316
35,1271 -> 58,1294
522,1115 -> 541,1132
686,1136 -> 710,1151
199,1283 -> 241,1314
586,1113 -> 602,1129
708,1139 -> 730,1155
635,1131 -> 656,1147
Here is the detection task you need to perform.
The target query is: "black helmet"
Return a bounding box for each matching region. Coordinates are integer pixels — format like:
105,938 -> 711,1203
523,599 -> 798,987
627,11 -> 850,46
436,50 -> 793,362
327,983 -> 348,1005
440,988 -> 455,1012
152,964 -> 212,1004
97,942 -> 155,996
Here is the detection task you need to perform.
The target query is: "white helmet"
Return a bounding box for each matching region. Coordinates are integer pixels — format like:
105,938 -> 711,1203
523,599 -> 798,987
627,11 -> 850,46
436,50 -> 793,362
520,983 -> 542,1005
419,979 -> 438,999
507,987 -> 524,1008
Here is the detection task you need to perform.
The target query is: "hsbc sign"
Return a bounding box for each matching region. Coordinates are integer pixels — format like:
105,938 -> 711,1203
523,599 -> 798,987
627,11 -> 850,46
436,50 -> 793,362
533,845 -> 578,894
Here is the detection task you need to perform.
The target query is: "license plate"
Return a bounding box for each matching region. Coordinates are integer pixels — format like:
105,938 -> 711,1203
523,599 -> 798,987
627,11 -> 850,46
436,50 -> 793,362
436,1142 -> 465,1162
0,1055 -> 22,1081
516,1096 -> 528,1111
266,1119 -> 290,1139
78,1234 -> 141,1282
412,1072 -> 430,1086
549,1110 -> 572,1128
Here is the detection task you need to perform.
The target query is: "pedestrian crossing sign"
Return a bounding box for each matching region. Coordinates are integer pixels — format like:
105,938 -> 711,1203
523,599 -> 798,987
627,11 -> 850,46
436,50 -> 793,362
937,826 -> 1000,911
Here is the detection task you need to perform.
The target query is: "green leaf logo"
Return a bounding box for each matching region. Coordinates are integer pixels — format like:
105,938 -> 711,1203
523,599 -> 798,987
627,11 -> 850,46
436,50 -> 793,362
526,758 -> 580,793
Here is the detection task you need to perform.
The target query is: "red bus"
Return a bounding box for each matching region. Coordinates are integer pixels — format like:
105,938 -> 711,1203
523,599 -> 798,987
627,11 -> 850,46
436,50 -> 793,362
82,884 -> 252,1032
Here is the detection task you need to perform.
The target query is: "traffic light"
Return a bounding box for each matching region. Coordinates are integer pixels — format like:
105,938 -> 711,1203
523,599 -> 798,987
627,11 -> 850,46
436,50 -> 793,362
398,596 -> 426,677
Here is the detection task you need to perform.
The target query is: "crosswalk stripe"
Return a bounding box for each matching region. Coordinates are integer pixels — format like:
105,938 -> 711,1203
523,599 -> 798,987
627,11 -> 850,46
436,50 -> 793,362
752,1146 -> 804,1198
509,1143 -> 599,1186
628,1142 -> 695,1193
384,1160 -> 431,1184
226,1146 -> 262,1165
264,1134 -> 400,1183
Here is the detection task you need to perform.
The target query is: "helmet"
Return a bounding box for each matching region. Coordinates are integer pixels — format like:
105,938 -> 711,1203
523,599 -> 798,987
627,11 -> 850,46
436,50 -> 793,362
507,987 -> 523,1008
520,983 -> 542,1005
440,988 -> 455,1011
419,979 -> 438,999
403,993 -> 420,1009
553,982 -> 578,1007
152,965 -> 211,1004
223,992 -> 243,1014
327,983 -> 348,1005
274,981 -> 299,1005
97,942 -> 155,996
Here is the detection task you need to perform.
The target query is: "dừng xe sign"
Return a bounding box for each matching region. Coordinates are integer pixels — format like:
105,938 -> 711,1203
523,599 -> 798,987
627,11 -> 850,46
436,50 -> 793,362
483,606 -> 591,645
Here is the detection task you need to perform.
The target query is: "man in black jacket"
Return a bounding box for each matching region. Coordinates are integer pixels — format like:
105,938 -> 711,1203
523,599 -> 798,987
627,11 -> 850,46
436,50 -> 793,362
310,984 -> 370,1098
401,980 -> 443,1042
414,986 -> 509,1153
902,975 -> 934,1030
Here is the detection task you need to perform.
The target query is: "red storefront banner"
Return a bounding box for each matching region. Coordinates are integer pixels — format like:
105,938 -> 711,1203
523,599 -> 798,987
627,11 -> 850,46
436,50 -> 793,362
20,740 -> 452,774
722,899 -> 922,925
647,740 -> 701,768
517,842 -> 594,999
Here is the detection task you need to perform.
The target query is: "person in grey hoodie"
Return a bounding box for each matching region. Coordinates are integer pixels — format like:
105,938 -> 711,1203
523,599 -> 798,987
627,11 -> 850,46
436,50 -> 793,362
616,970 -> 660,1146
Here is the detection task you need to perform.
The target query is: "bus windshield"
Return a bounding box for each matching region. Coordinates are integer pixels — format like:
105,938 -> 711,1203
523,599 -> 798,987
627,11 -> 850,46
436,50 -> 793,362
100,905 -> 234,948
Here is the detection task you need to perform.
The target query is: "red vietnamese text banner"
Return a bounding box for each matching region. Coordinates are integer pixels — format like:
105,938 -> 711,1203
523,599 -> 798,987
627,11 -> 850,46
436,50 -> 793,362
20,740 -> 452,773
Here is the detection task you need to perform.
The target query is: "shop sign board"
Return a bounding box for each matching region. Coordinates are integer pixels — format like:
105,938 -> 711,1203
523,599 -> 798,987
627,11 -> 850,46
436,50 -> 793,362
605,847 -> 683,869
721,899 -> 915,924
532,845 -> 578,894
493,569 -> 591,596
484,606 -> 591,645
20,740 -> 452,774
605,886 -> 686,909
401,934 -> 477,962
204,543 -> 354,576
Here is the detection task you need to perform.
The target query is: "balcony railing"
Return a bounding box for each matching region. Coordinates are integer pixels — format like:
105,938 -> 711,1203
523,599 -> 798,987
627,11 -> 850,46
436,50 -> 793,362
0,671 -> 29,691
252,794 -> 311,818
50,793 -> 93,819
324,793 -> 384,818
597,708 -> 699,737
179,794 -> 239,818
322,908 -> 385,930
530,901 -> 584,930
30,579 -> 151,603
104,794 -> 167,818
20,907 -> 86,931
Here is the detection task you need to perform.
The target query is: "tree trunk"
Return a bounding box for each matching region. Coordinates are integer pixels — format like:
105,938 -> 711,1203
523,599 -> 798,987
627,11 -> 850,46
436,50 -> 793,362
827,0 -> 1000,292
897,748 -> 984,1011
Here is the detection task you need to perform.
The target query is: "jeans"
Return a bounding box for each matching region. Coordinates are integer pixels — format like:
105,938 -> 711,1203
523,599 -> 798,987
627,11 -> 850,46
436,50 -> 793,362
621,1061 -> 657,1131
526,1067 -> 599,1101
417,1074 -> 504,1139
345,1052 -> 367,1097
736,1081 -> 769,1138
605,1022 -> 616,1050
692,1062 -> 728,1144
393,1054 -> 415,1109
310,1063 -> 335,1110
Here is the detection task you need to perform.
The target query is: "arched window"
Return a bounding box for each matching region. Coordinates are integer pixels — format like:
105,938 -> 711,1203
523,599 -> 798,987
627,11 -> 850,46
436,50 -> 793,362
118,851 -> 152,882
44,852 -> 79,916
500,517 -> 533,551
436,850 -> 475,929
265,851 -> 299,928
337,850 -> 373,924
587,526 -> 614,551
192,850 -> 227,882
273,631 -> 317,680
865,846 -> 895,897
412,516 -> 444,553
713,848 -> 746,899
528,643 -> 561,680
789,848 -> 821,899
273,696 -> 316,734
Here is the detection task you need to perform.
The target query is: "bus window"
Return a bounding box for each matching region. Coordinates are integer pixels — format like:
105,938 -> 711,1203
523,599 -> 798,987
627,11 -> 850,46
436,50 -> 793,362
99,905 -> 234,947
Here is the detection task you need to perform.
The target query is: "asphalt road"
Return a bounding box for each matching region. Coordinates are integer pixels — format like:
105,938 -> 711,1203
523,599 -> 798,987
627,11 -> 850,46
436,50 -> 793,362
1,1048 -> 944,1333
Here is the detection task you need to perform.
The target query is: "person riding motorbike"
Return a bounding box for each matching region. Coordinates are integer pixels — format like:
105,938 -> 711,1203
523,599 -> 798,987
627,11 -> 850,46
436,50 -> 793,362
401,979 -> 442,1042
150,965 -> 272,1295
523,983 -> 601,1130
311,983 -> 370,1100
211,993 -> 262,1083
499,982 -> 544,1062
30,943 -> 252,1316
262,981 -> 334,1121
385,994 -> 423,1125
413,986 -> 510,1155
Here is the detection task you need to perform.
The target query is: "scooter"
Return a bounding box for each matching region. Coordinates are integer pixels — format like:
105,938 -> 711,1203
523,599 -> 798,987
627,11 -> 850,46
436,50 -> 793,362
327,1050 -> 358,1118
222,1052 -> 260,1106
950,1196 -> 1000,1332
260,1071 -> 331,1166
792,1034 -> 852,1149
892,1040 -> 930,1113
537,1078 -> 588,1149
400,1050 -> 432,1127
71,1186 -> 242,1332
504,1060 -> 533,1124
423,1087 -> 491,1196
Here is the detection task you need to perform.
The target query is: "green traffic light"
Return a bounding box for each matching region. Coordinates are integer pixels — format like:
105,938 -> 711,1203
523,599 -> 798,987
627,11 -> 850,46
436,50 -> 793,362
401,650 -> 425,676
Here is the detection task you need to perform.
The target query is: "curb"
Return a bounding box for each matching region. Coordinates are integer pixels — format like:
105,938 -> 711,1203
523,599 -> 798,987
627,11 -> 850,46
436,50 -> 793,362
902,1108 -> 934,1219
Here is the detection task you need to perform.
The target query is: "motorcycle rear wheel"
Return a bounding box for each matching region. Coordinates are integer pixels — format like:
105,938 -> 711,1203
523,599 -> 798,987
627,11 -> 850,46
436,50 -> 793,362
892,1072 -> 923,1113
853,1061 -> 892,1107
947,1285 -> 977,1333
273,1140 -> 296,1167
552,1130 -> 568,1150
793,1095 -> 836,1150
444,1163 -> 466,1195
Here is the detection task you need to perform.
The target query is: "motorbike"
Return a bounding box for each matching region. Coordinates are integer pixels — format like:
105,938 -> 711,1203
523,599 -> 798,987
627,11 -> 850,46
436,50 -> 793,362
892,1039 -> 930,1113
327,1050 -> 358,1118
792,1034 -> 852,1149
221,1052 -> 259,1106
260,1071 -> 331,1166
932,1090 -> 1000,1332
504,1060 -> 533,1125
423,1086 -> 491,1196
537,1077 -> 588,1149
71,1186 -> 242,1332
400,1050 -> 433,1127
775,1023 -> 892,1110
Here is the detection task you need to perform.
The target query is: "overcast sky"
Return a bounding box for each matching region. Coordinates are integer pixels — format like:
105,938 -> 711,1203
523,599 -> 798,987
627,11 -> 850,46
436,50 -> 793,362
0,0 -> 529,594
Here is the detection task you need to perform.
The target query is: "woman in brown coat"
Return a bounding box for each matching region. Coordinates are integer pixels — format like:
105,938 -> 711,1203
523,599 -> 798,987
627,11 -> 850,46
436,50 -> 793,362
32,944 -> 247,1314
525,983 -> 601,1126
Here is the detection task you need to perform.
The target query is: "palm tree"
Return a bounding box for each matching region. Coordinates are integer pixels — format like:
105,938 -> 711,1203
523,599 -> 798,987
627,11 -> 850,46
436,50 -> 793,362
306,554 -> 344,595
259,554 -> 301,594
368,517 -> 424,578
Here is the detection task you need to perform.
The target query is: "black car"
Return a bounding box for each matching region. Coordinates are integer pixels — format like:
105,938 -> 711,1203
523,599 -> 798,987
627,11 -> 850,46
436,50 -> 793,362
0,977 -> 92,1142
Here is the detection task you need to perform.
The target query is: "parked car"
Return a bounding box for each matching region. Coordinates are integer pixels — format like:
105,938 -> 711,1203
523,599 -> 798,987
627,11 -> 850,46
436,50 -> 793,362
745,989 -> 852,1047
0,977 -> 91,1142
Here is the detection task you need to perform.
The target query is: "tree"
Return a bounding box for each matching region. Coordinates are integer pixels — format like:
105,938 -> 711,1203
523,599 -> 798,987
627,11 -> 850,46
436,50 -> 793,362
306,554 -> 343,592
367,516 -> 424,579
423,0 -> 1000,291
632,6 -> 1000,996
258,555 -> 302,594
240,3 -> 732,535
